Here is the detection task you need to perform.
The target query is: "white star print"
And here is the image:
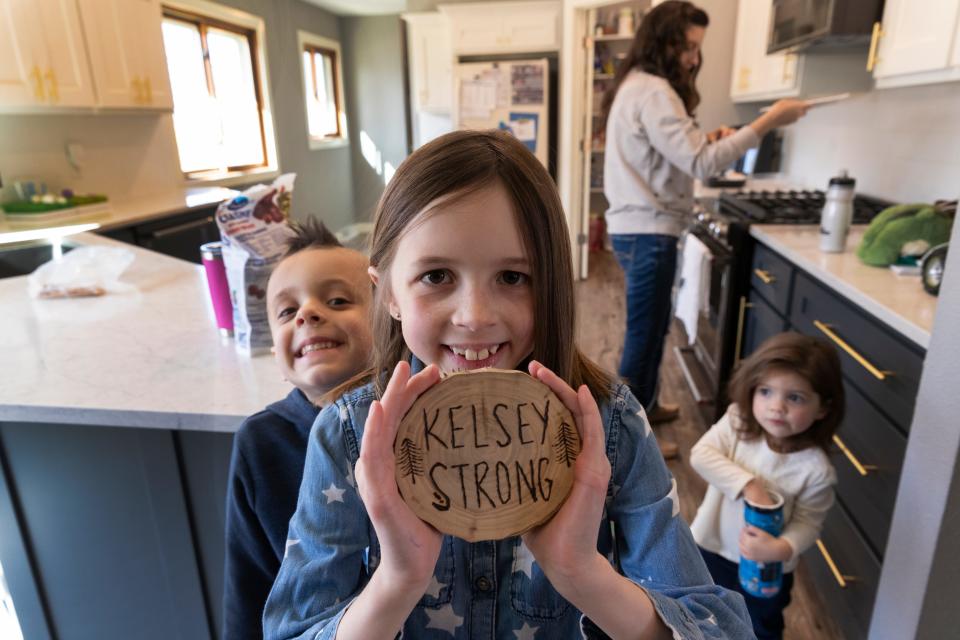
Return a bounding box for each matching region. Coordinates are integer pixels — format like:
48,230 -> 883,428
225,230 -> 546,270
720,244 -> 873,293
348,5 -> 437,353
425,603 -> 463,636
706,613 -> 717,625
667,478 -> 679,518
514,621 -> 539,639
322,482 -> 346,504
514,541 -> 536,579
283,538 -> 299,558
424,575 -> 446,599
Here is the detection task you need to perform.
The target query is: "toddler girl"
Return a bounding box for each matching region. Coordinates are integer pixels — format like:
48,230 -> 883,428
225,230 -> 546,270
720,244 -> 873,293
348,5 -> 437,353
263,130 -> 754,639
690,331 -> 845,640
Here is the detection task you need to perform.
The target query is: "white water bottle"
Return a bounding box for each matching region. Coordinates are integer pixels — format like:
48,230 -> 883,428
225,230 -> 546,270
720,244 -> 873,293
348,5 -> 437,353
820,170 -> 856,253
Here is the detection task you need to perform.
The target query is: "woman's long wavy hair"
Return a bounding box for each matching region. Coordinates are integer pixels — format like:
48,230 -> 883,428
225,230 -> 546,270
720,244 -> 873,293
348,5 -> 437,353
600,0 -> 709,129
328,129 -> 613,403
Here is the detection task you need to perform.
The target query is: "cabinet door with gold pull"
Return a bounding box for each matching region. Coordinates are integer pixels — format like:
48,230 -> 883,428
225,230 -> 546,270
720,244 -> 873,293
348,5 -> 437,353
790,271 -> 923,431
804,504 -> 881,640
0,0 -> 49,107
34,0 -> 96,106
78,0 -> 142,108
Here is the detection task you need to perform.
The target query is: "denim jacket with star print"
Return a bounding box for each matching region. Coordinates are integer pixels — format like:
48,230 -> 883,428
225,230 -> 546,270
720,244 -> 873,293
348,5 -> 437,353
263,375 -> 754,640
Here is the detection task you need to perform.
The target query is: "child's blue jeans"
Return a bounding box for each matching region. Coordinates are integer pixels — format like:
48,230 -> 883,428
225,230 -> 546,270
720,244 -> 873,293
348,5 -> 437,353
700,546 -> 795,640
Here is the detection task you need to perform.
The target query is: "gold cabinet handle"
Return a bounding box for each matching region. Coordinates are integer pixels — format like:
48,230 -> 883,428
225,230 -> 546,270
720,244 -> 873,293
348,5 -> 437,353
813,320 -> 892,381
815,539 -> 856,588
144,76 -> 152,103
45,68 -> 58,102
753,268 -> 775,284
866,22 -> 883,72
832,435 -> 877,476
30,66 -> 45,100
734,296 -> 754,364
132,76 -> 143,103
781,54 -> 796,82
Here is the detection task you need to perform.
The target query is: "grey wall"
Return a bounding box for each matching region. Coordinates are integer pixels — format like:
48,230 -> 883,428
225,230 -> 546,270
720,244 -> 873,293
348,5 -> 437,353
0,0 -> 357,231
340,14 -> 409,223
871,218 -> 960,638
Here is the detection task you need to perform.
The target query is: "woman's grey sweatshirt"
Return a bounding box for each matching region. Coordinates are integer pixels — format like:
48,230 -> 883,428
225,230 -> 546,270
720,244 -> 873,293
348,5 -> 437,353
603,69 -> 760,237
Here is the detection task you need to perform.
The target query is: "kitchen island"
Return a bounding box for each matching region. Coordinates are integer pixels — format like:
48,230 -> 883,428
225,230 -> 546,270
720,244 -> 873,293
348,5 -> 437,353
0,232 -> 289,640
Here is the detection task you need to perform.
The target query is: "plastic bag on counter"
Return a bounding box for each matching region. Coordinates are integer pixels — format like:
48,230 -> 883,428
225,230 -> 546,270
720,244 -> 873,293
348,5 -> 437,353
27,246 -> 135,299
216,173 -> 296,355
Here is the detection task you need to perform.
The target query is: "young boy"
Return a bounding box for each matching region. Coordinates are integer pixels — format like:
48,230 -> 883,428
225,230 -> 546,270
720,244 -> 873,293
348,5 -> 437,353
222,219 -> 372,640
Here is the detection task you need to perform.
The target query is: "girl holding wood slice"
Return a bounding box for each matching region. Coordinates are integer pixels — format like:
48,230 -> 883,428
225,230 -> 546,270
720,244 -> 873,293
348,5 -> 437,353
263,129 -> 754,639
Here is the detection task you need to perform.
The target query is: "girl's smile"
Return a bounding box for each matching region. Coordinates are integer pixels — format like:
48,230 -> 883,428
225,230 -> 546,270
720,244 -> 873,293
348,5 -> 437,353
374,182 -> 535,374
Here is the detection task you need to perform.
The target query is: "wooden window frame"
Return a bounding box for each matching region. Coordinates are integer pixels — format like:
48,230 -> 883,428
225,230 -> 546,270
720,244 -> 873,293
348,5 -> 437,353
162,6 -> 271,177
298,31 -> 348,150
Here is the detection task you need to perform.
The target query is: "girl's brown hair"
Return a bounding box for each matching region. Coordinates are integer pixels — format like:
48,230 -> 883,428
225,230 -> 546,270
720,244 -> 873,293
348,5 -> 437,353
334,129 -> 612,402
600,0 -> 709,128
728,332 -> 845,453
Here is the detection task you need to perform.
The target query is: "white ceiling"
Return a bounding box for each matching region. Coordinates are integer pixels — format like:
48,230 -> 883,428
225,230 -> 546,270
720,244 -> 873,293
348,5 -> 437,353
302,0 -> 408,15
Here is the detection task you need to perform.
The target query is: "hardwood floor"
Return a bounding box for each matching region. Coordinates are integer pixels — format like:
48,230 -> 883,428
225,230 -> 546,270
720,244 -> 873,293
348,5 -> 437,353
575,249 -> 843,640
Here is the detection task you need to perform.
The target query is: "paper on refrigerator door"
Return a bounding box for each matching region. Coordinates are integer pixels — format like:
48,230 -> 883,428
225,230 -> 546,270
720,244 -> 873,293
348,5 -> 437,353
460,78 -> 497,120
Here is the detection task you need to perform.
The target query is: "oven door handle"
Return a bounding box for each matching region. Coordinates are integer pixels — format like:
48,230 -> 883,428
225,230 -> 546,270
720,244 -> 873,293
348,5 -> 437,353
734,296 -> 754,363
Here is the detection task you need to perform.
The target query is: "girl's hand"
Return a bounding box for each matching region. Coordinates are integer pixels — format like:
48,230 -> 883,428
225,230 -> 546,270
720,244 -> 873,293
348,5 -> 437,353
520,361 -> 611,590
742,479 -> 774,506
739,525 -> 792,563
355,361 -> 443,593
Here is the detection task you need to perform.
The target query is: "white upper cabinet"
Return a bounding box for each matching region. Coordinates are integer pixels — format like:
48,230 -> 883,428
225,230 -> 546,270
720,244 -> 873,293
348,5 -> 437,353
872,0 -> 960,87
403,12 -> 452,114
440,1 -> 560,55
729,0 -> 799,101
77,0 -> 173,109
0,0 -> 96,109
729,0 -> 874,103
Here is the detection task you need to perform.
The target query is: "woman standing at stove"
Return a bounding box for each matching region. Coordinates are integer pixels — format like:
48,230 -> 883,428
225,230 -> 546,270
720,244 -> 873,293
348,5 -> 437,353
601,0 -> 808,440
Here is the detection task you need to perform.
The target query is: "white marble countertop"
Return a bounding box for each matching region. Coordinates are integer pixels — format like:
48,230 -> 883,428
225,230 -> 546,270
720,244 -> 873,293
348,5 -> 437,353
0,187 -> 238,246
750,225 -> 936,348
0,232 -> 290,431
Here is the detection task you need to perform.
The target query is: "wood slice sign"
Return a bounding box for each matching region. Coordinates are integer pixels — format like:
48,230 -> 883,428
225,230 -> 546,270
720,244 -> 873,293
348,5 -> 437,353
394,369 -> 581,542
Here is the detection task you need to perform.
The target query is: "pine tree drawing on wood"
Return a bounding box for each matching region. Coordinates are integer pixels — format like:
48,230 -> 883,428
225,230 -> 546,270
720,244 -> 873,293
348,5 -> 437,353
398,438 -> 424,484
553,422 -> 579,467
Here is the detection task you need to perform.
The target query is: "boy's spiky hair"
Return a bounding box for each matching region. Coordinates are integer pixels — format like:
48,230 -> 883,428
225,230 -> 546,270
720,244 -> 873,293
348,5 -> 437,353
284,217 -> 343,256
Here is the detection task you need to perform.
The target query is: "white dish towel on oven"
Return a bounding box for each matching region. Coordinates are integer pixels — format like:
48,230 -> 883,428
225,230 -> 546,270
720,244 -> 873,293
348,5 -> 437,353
675,233 -> 710,345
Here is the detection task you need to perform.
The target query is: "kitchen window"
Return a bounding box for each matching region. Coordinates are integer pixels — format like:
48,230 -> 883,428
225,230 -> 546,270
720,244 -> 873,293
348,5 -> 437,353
160,3 -> 278,181
299,31 -> 348,149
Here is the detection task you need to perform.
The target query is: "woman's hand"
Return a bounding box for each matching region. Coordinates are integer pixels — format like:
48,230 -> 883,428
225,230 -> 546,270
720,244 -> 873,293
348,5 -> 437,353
750,98 -> 810,137
706,125 -> 737,143
739,525 -> 793,563
767,99 -> 810,125
355,361 -> 443,593
520,361 -> 611,591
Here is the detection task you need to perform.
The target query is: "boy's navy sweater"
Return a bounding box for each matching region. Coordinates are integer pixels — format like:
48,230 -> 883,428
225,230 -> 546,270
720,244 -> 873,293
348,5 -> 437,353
223,388 -> 319,640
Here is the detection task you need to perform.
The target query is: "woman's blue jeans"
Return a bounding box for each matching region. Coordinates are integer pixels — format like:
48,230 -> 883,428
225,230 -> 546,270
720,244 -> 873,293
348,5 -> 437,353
611,234 -> 679,412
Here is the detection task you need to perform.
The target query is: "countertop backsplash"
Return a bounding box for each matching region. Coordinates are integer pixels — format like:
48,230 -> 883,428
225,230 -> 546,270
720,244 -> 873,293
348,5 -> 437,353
778,81 -> 960,204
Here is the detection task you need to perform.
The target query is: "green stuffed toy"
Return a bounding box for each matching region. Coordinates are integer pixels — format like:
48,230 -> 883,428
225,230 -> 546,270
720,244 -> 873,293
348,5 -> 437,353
857,203 -> 954,267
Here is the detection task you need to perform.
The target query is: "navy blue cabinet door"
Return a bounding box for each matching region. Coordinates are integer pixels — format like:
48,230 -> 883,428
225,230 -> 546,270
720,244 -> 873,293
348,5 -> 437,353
0,423 -> 210,640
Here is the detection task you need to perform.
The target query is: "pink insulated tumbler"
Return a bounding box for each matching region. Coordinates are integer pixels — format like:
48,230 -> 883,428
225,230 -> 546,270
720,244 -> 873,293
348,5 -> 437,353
200,242 -> 234,336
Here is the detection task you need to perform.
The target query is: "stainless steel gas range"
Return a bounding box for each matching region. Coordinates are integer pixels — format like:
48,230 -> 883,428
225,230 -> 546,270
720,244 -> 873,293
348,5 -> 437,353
675,188 -> 891,425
